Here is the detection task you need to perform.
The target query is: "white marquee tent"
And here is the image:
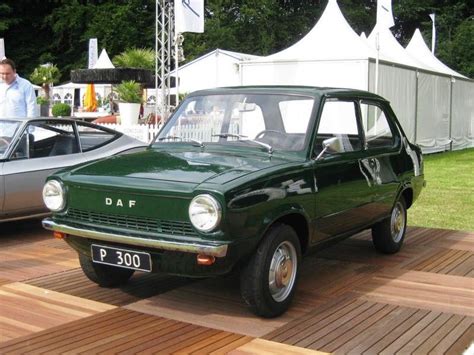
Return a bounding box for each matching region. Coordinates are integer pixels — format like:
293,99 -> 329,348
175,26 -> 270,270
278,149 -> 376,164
237,0 -> 473,153
171,49 -> 260,94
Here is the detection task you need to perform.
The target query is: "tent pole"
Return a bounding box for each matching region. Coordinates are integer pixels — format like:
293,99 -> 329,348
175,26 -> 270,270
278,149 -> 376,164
375,33 -> 380,94
414,71 -> 419,144
449,77 -> 454,151
175,35 -> 180,107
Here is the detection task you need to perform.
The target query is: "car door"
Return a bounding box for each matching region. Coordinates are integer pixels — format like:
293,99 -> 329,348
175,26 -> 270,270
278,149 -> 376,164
311,98 -> 375,243
358,100 -> 401,219
2,120 -> 81,216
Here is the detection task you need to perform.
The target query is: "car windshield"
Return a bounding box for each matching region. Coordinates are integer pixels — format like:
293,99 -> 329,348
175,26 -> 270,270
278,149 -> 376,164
155,93 -> 315,152
0,120 -> 21,158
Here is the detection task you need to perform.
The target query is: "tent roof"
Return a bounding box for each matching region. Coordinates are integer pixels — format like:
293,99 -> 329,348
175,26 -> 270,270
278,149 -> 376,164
256,0 -> 378,62
93,49 -> 115,69
406,29 -> 465,78
367,25 -> 428,69
175,48 -> 260,72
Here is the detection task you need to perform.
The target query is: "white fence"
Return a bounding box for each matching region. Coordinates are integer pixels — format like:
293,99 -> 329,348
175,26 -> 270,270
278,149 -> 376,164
98,121 -> 240,144
98,123 -> 164,143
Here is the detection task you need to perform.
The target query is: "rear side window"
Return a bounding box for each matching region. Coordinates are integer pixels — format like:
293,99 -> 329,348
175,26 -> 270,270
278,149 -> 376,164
77,122 -> 118,152
315,100 -> 362,154
360,103 -> 395,149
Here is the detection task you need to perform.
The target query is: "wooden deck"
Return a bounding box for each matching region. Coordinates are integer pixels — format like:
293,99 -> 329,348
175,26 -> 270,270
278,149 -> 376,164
0,220 -> 472,354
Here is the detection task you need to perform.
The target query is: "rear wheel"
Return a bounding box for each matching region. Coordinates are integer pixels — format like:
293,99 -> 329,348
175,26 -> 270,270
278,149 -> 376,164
240,224 -> 301,318
372,197 -> 407,254
79,253 -> 134,287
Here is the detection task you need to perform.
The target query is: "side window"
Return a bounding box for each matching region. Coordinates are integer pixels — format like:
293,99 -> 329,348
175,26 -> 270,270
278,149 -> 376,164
360,103 -> 395,149
11,121 -> 78,159
315,100 -> 362,154
77,122 -> 117,152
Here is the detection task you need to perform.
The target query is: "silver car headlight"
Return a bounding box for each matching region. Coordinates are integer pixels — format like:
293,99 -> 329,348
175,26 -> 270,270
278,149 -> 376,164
189,194 -> 221,232
42,180 -> 66,212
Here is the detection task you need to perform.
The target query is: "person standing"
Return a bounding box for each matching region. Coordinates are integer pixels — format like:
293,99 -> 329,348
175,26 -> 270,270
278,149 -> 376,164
0,58 -> 37,118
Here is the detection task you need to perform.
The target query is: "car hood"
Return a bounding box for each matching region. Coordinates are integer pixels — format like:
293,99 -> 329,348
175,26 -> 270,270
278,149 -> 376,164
62,149 -> 292,187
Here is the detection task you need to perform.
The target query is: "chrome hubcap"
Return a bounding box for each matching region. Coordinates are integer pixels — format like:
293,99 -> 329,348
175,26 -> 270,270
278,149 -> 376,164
269,241 -> 297,302
391,202 -> 405,243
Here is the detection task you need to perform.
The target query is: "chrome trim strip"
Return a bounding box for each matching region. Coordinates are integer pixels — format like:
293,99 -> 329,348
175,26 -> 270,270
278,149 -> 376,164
42,218 -> 228,257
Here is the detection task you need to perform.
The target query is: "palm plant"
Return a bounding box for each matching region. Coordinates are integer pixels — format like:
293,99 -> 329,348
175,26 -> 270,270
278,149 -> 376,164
114,80 -> 143,104
30,63 -> 61,100
112,48 -> 155,70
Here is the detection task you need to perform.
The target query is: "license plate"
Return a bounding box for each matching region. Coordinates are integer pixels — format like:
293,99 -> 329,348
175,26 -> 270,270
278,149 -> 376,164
91,244 -> 152,272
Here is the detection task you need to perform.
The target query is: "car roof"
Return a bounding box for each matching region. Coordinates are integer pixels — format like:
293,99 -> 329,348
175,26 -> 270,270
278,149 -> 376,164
188,85 -> 387,102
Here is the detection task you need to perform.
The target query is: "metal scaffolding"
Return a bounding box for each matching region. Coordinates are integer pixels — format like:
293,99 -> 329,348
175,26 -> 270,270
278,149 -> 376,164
155,0 -> 174,122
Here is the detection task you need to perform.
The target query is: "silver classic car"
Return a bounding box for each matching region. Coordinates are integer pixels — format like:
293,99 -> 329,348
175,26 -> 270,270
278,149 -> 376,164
0,117 -> 145,222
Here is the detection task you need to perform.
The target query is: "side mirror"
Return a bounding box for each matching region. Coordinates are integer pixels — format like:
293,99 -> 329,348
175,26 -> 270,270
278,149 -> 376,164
315,137 -> 341,160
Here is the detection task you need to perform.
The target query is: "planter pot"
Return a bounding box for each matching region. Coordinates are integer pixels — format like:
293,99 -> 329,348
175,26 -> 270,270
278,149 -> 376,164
38,103 -> 49,117
119,102 -> 140,125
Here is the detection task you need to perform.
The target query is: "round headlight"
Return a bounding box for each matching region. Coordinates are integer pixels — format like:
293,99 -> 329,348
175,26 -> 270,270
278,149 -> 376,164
42,180 -> 66,212
189,194 -> 221,232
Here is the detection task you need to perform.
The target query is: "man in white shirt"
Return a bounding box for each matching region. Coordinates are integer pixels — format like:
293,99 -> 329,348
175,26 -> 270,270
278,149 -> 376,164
0,58 -> 37,118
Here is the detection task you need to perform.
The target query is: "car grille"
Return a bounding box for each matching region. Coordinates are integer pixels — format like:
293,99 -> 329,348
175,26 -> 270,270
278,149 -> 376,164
66,208 -> 198,237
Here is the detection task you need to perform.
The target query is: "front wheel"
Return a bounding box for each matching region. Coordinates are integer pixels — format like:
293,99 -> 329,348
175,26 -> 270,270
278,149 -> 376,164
79,253 -> 134,287
240,224 -> 301,318
372,197 -> 407,254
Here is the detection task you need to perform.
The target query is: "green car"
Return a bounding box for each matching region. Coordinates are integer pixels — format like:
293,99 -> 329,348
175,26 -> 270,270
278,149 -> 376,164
42,86 -> 424,317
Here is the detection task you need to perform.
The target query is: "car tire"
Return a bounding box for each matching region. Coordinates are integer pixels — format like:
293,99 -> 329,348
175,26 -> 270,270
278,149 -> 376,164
372,197 -> 407,254
240,223 -> 301,318
79,253 -> 134,287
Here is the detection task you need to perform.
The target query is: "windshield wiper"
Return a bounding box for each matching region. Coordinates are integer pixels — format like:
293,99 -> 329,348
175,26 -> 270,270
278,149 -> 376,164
158,135 -> 203,147
212,133 -> 273,154
212,133 -> 247,139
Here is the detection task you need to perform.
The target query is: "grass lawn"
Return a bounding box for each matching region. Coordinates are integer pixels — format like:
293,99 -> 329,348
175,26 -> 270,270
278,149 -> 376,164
408,147 -> 474,232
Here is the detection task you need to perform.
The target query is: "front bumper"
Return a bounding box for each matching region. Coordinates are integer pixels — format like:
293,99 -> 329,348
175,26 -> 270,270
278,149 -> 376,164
42,218 -> 229,258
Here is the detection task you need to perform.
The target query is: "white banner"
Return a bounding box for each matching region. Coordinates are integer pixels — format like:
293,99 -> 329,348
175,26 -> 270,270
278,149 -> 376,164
0,38 -> 5,59
377,0 -> 395,29
175,0 -> 204,34
88,38 -> 98,69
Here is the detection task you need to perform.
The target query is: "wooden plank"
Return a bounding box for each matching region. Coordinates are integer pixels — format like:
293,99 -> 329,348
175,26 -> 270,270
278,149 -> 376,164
26,268 -> 190,306
336,306 -> 418,354
380,311 -> 444,354
362,309 -> 431,354
230,338 -> 327,355
355,270 -> 474,316
0,309 -> 130,352
69,319 -> 183,354
296,303 -> 389,350
264,294 -> 361,343
290,301 -> 376,348
26,311 -> 165,354
433,319 -> 474,354
125,275 -> 303,338
395,312 -> 453,353
319,304 -> 398,353
0,283 -> 115,342
414,314 -> 464,353
174,332 -> 240,354
445,324 -> 474,355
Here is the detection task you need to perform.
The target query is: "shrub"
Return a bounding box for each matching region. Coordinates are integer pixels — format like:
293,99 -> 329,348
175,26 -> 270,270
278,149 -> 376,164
52,103 -> 72,117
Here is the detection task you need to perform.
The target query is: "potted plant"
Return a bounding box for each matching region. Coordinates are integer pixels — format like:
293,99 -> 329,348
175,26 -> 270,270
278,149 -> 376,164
30,63 -> 61,101
36,96 -> 49,116
114,80 -> 143,125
